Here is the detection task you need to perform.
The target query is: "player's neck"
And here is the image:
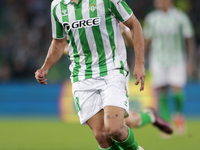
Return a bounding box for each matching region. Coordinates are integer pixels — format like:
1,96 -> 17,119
164,4 -> 173,12
161,5 -> 173,12
162,8 -> 168,12
72,0 -> 79,4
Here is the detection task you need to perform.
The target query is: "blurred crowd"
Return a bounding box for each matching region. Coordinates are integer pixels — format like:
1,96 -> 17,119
0,0 -> 52,82
0,0 -> 199,83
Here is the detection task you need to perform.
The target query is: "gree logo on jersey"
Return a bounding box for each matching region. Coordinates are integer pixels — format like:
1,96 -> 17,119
117,0 -> 122,4
63,17 -> 100,33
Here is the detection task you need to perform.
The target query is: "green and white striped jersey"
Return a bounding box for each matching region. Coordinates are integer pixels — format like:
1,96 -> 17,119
144,7 -> 194,66
51,0 -> 133,83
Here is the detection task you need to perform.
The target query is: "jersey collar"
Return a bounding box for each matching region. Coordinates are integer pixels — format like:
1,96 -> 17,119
64,0 -> 71,5
64,0 -> 82,5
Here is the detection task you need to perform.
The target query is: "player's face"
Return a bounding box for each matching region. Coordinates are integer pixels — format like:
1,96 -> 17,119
154,0 -> 173,11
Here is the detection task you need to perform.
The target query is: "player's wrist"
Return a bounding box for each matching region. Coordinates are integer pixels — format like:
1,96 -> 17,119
41,64 -> 50,73
135,59 -> 145,65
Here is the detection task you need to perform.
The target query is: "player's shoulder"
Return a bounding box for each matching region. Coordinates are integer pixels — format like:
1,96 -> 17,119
172,7 -> 185,15
145,10 -> 158,21
51,0 -> 62,8
171,7 -> 190,21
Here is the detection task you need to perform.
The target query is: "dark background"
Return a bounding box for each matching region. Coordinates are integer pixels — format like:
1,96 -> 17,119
0,0 -> 200,83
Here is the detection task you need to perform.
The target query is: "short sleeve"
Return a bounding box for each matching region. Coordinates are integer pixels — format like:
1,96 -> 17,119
110,0 -> 133,22
51,2 -> 67,39
180,13 -> 194,38
143,15 -> 153,40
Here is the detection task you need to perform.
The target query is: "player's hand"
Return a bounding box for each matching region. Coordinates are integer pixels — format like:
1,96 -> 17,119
35,68 -> 49,85
133,64 -> 145,91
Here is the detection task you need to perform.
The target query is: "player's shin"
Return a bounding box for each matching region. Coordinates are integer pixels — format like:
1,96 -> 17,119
115,126 -> 139,150
138,112 -> 152,127
174,91 -> 185,113
159,93 -> 171,122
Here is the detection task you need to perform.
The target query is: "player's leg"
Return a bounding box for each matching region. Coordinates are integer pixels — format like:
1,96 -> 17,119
87,109 -> 121,150
124,109 -> 173,134
172,86 -> 186,134
72,78 -> 122,149
149,62 -> 171,123
158,86 -> 171,123
124,111 -> 141,128
102,70 -> 142,150
124,64 -> 172,134
104,106 -> 139,150
172,86 -> 185,114
169,63 -> 187,134
124,111 -> 153,128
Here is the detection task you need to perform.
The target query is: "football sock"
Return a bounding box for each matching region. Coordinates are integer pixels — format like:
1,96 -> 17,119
138,112 -> 152,127
174,91 -> 185,113
99,140 -> 121,150
159,92 -> 171,122
115,126 -> 139,150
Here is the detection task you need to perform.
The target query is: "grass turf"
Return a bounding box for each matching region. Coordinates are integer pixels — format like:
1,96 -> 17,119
0,120 -> 200,150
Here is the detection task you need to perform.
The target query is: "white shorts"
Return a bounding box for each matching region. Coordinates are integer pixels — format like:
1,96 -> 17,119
150,63 -> 186,88
72,70 -> 129,125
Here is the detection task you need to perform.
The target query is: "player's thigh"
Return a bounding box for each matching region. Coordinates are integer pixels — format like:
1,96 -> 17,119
171,86 -> 183,93
72,79 -> 104,125
87,109 -> 105,133
104,106 -> 126,131
169,64 -> 186,87
102,70 -> 129,127
150,63 -> 168,87
102,70 -> 129,117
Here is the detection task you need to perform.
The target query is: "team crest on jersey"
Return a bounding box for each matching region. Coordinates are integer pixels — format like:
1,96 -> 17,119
62,10 -> 68,16
89,3 -> 97,12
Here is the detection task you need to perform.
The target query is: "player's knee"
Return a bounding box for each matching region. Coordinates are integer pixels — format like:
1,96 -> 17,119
105,126 -> 122,139
93,131 -> 108,144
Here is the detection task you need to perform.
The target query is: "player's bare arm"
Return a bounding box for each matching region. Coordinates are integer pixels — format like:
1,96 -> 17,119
120,22 -> 133,48
63,44 -> 68,55
144,39 -> 151,56
35,37 -> 67,85
185,36 -> 196,76
123,15 -> 145,91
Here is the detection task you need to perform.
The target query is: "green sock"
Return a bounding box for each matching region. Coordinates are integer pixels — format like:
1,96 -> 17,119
115,126 -> 139,150
99,141 -> 120,150
174,91 -> 185,113
159,92 -> 171,122
139,112 -> 151,127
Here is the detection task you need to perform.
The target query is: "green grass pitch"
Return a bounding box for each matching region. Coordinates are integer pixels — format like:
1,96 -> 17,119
0,120 -> 200,150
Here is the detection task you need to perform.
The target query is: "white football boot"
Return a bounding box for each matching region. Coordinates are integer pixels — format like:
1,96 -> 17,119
138,146 -> 144,150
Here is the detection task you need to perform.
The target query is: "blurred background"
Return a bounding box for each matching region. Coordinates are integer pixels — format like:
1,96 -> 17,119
0,0 -> 200,150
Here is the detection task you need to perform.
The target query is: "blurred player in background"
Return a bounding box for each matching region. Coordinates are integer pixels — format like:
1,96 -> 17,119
35,0 -> 146,149
143,0 -> 196,136
118,0 -> 196,136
